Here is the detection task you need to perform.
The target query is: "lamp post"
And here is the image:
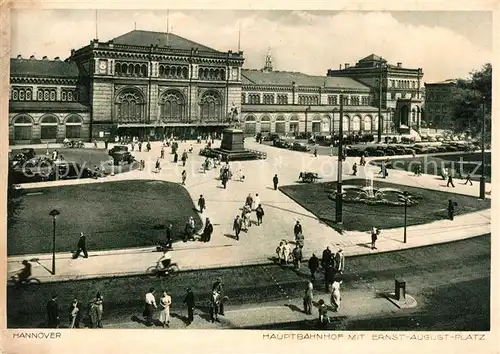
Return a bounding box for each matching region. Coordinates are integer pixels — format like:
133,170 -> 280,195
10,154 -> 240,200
377,60 -> 386,143
305,106 -> 311,135
479,96 -> 486,200
336,94 -> 344,224
49,209 -> 60,275
403,192 -> 409,243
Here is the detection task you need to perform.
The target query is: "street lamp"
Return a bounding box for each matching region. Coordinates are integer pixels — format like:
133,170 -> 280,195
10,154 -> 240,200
305,106 -> 311,135
479,96 -> 486,200
403,192 -> 409,243
49,209 -> 60,275
377,60 -> 386,143
336,93 -> 344,224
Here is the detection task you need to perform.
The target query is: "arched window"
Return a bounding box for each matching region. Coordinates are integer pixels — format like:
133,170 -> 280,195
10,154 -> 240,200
65,115 -> 82,139
244,115 -> 257,135
289,114 -> 299,134
364,116 -> 372,131
160,90 -> 185,122
115,89 -> 144,122
312,114 -> 321,133
342,116 -> 350,132
275,115 -> 286,134
352,116 -> 361,131
260,115 -> 271,133
13,115 -> 33,140
40,115 -> 59,139
200,91 -> 222,121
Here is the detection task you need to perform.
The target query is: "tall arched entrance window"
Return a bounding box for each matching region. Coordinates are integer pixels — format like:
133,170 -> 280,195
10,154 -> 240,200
260,115 -> 271,133
13,115 -> 33,140
363,116 -> 372,131
275,115 -> 286,134
289,115 -> 299,135
160,90 -> 185,122
342,116 -> 350,133
244,115 -> 256,135
40,115 -> 59,139
321,116 -> 331,134
115,89 -> 145,123
312,114 -> 321,134
65,115 -> 83,139
200,91 -> 222,122
352,115 -> 361,132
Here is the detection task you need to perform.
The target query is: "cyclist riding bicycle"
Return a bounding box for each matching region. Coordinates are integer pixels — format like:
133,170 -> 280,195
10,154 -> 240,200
156,251 -> 172,274
14,260 -> 32,283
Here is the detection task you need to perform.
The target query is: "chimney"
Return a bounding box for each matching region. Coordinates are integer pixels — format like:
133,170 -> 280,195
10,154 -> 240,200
397,62 -> 402,67
29,55 -> 36,60
54,56 -> 60,61
339,64 -> 342,70
16,54 -> 22,59
42,56 -> 48,60
344,63 -> 350,69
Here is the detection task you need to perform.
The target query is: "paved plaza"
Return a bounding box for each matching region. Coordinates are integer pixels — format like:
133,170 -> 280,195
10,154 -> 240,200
7,139 -> 491,283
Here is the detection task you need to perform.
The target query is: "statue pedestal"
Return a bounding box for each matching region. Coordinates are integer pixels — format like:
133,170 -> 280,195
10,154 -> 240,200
221,129 -> 244,152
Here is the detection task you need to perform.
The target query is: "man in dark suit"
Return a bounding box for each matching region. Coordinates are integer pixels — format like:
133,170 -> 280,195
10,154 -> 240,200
308,254 -> 320,281
73,232 -> 88,259
273,174 -> 279,190
202,218 -> 213,242
198,195 -> 206,213
46,294 -> 59,328
183,287 -> 195,325
294,221 -> 302,239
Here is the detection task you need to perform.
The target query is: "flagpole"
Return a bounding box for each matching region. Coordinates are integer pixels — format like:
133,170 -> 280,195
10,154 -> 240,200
95,10 -> 98,40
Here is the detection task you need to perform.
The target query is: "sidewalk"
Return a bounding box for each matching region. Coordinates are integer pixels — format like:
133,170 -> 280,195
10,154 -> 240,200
94,286 -> 402,329
7,140 -> 491,283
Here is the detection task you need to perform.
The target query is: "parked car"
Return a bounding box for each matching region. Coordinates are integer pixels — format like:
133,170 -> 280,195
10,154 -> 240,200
20,148 -> 36,160
292,142 -> 310,151
384,149 -> 396,156
108,145 -> 129,156
48,161 -> 93,181
112,151 -> 135,165
263,133 -> 280,142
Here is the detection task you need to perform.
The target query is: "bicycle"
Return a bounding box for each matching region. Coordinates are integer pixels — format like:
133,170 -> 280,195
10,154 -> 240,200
146,262 -> 179,279
7,276 -> 41,291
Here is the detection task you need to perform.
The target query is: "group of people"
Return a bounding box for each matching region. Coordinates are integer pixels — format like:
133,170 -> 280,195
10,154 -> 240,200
232,193 -> 265,241
142,278 -> 225,327
46,292 -> 104,329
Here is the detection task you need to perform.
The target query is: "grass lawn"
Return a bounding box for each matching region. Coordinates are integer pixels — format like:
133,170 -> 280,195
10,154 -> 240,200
279,179 -> 490,232
8,180 -> 202,255
371,152 -> 491,183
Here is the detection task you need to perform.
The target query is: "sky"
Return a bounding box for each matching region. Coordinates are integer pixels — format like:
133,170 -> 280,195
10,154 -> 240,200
10,9 -> 493,83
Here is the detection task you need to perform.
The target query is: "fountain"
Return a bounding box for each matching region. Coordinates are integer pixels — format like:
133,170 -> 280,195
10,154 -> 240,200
365,171 -> 375,198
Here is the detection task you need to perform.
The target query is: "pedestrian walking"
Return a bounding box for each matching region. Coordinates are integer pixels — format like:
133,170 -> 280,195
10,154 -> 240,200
159,290 -> 172,328
202,218 -> 213,242
181,150 -> 188,167
146,141 -> 151,152
296,232 -> 305,249
318,299 -> 329,325
255,204 -> 264,225
282,241 -> 292,264
89,291 -> 103,328
334,249 -> 345,274
233,215 -> 242,241
276,241 -> 285,264
292,245 -> 303,270
448,199 -> 457,221
209,290 -> 221,323
138,142 -> 142,152
221,171 -> 228,189
272,174 -> 279,190
212,278 -> 225,316
447,171 -> 455,187
321,246 -> 332,270
308,254 -> 319,281
371,227 -> 379,250
155,159 -> 161,173
245,193 -> 253,208
165,224 -> 173,249
173,152 -> 178,163
352,162 -> 358,176
303,281 -> 313,315
294,221 -> 302,239
360,155 -> 366,166
68,298 -> 81,329
314,147 -> 318,157
143,288 -> 157,326
464,173 -> 473,186
73,232 -> 88,259
46,294 -> 60,328
253,193 -> 261,210
198,194 -> 206,213
330,279 -> 342,312
181,170 -> 187,185
325,264 -> 336,292
160,146 -> 165,159
183,287 -> 195,325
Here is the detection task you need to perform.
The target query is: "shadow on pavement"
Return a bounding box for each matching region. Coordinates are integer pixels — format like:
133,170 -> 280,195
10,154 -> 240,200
284,303 -> 304,314
223,233 -> 238,240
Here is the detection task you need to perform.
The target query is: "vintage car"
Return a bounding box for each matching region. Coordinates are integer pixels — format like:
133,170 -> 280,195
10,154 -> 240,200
291,142 -> 310,152
299,172 -> 320,183
108,145 -> 129,156
112,151 -> 134,165
48,161 -> 93,181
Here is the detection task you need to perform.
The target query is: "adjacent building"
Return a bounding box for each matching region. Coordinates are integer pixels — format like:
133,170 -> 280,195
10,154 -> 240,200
424,79 -> 457,130
8,30 -> 427,144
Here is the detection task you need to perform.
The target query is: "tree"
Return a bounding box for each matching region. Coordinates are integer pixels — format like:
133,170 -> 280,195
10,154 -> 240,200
450,63 -> 491,138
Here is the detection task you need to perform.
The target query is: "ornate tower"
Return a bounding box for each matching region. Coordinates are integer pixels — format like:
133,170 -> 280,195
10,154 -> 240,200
262,47 -> 273,73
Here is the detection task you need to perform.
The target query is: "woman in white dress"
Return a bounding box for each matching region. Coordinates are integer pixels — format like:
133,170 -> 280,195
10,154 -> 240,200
330,280 -> 342,312
159,290 -> 172,328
